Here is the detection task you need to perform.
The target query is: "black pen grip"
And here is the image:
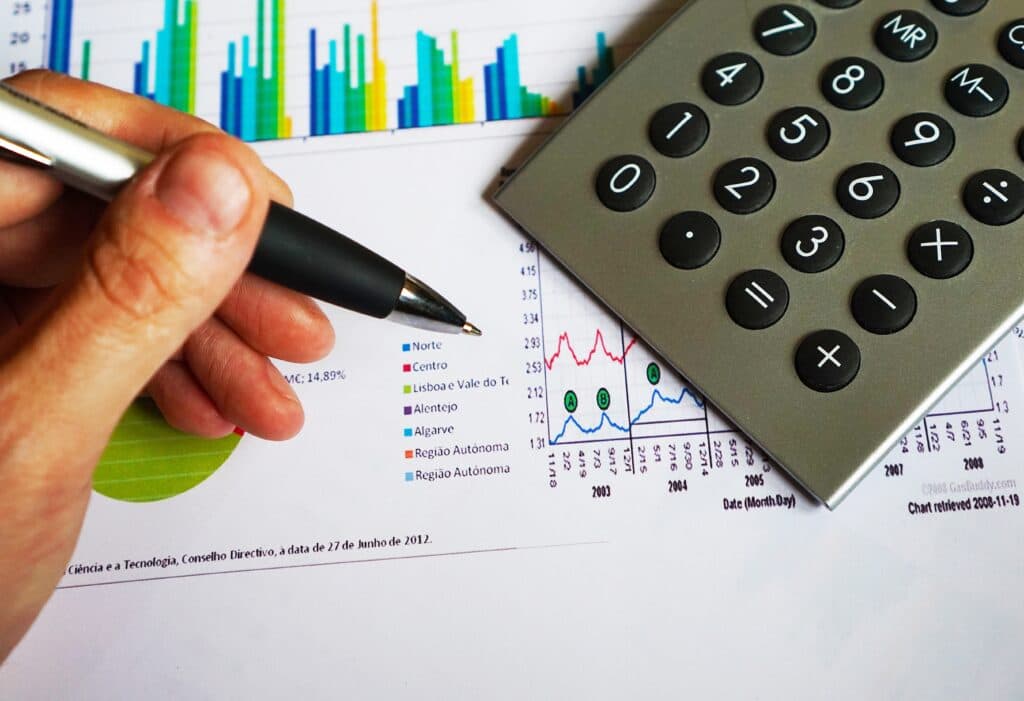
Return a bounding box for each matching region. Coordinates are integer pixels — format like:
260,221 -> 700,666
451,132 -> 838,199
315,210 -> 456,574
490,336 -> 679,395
249,202 -> 406,319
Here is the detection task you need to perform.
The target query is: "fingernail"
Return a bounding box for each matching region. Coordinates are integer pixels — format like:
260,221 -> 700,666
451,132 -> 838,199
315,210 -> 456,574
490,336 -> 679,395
267,364 -> 300,405
156,146 -> 251,237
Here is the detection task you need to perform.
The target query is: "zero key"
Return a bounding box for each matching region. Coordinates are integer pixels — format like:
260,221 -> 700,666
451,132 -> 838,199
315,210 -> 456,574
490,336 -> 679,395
596,155 -> 657,212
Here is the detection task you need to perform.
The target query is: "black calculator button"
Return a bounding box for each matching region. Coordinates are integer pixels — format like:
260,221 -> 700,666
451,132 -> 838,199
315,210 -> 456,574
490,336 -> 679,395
659,212 -> 721,270
931,0 -> 987,16
714,158 -> 775,214
596,156 -> 656,212
782,215 -> 845,273
702,53 -> 763,106
945,64 -> 1008,117
796,330 -> 860,393
767,107 -> 830,161
755,5 -> 817,57
875,11 -> 937,63
963,170 -> 1024,226
821,58 -> 884,110
908,221 -> 974,279
816,0 -> 860,8
998,20 -> 1024,69
649,103 -> 710,158
726,270 -> 789,330
891,113 -> 955,167
852,275 -> 917,335
837,163 -> 900,219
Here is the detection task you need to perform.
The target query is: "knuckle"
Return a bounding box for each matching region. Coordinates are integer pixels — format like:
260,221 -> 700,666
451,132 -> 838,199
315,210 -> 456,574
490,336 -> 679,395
84,218 -> 190,322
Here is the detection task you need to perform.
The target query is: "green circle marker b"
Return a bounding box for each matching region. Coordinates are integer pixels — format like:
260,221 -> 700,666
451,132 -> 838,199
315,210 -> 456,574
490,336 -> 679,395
596,388 -> 611,411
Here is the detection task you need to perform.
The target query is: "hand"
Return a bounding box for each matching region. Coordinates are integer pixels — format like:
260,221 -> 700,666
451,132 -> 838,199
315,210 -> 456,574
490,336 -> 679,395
0,71 -> 335,660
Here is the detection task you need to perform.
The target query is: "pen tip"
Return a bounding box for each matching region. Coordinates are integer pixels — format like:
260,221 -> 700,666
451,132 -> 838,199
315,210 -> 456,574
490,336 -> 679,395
463,322 -> 483,337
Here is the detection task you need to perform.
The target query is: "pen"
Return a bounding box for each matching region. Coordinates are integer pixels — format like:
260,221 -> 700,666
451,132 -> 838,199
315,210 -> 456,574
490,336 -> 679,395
0,81 -> 481,337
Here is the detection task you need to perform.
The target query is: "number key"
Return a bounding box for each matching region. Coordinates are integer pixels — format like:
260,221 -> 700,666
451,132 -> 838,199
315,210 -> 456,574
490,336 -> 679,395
714,158 -> 776,215
837,163 -> 900,219
781,215 -> 845,273
891,113 -> 955,167
767,107 -> 830,161
596,155 -> 656,212
649,103 -> 709,158
702,52 -> 763,106
755,5 -> 817,56
821,57 -> 884,110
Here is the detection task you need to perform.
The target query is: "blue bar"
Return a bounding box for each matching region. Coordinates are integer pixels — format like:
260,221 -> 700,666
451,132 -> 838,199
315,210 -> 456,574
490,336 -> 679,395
322,68 -> 332,134
136,42 -> 153,99
329,39 -> 344,134
48,0 -> 74,73
483,63 -> 499,120
415,33 -> 433,128
496,48 -> 507,121
309,30 -> 320,136
241,36 -> 257,142
502,36 -> 522,120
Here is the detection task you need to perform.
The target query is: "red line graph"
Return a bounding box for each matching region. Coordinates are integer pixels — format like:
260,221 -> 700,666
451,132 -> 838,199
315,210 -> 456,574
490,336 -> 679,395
545,329 -> 637,370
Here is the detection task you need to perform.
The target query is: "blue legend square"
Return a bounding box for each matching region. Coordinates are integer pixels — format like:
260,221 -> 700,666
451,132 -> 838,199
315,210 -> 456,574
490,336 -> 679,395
402,344 -> 411,352
404,428 -> 413,437
405,472 -> 415,482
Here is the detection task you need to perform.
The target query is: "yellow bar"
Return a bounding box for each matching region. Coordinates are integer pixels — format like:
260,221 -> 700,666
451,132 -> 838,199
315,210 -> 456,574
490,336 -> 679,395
370,1 -> 387,131
461,78 -> 475,123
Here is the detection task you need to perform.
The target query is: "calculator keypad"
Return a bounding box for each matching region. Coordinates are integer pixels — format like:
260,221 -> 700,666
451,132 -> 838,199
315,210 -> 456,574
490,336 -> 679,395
497,0 -> 1024,506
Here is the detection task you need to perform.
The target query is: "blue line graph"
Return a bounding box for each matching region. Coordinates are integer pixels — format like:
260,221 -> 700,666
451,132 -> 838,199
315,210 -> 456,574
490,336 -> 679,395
551,388 -> 705,445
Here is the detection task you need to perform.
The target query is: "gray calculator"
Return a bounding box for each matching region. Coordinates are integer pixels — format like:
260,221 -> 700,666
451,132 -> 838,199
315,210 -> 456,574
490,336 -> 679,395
494,0 -> 1024,508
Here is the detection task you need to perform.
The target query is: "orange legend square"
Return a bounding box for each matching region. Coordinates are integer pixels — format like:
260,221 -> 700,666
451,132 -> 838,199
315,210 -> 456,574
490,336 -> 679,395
404,450 -> 414,459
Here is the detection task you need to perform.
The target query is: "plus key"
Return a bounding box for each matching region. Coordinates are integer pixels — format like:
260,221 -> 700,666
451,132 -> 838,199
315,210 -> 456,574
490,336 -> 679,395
908,221 -> 974,279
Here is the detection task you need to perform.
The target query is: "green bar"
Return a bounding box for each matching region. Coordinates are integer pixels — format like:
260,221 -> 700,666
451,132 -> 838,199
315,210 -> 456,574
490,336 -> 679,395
188,1 -> 197,113
356,34 -> 367,132
275,0 -> 285,135
256,0 -> 269,139
81,40 -> 92,80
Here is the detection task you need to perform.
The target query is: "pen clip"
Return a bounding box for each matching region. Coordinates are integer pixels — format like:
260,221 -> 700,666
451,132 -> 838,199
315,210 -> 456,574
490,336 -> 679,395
0,133 -> 54,169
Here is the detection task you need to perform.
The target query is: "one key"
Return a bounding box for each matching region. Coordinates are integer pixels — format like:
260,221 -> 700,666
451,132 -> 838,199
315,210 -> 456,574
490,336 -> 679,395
999,20 -> 1024,69
659,212 -> 721,270
891,113 -> 955,167
821,58 -> 884,110
726,270 -> 789,330
945,64 -> 1008,117
781,215 -> 845,273
649,103 -> 710,158
963,170 -> 1024,226
908,221 -> 973,279
851,275 -> 917,335
767,107 -> 830,161
875,11 -> 937,62
837,163 -> 900,219
596,156 -> 656,212
702,52 -> 763,106
795,330 -> 861,393
714,158 -> 775,215
931,0 -> 987,16
755,5 -> 817,56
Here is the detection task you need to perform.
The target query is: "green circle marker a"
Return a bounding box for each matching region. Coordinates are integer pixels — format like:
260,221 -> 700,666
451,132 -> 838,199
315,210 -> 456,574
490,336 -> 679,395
564,390 -> 579,413
596,388 -> 612,411
92,399 -> 241,503
647,363 -> 662,386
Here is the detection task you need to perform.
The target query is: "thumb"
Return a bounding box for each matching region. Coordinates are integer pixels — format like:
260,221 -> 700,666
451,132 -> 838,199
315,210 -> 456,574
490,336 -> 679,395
3,132 -> 270,467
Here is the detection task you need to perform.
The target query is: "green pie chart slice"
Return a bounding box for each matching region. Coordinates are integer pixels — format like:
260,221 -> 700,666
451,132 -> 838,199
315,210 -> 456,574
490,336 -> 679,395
93,399 -> 241,503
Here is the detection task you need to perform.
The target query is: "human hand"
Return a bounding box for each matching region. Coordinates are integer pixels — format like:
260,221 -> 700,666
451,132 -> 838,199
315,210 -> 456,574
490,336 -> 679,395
0,71 -> 335,660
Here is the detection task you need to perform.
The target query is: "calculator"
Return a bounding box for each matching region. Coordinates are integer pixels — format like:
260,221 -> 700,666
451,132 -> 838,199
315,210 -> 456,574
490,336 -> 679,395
494,0 -> 1024,508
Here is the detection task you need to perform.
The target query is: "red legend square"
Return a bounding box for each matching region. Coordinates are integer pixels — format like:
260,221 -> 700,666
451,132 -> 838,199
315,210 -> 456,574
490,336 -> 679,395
403,364 -> 412,372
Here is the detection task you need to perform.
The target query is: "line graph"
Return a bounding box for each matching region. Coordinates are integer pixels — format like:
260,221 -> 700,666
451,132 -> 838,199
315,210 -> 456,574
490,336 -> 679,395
545,329 -> 637,370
